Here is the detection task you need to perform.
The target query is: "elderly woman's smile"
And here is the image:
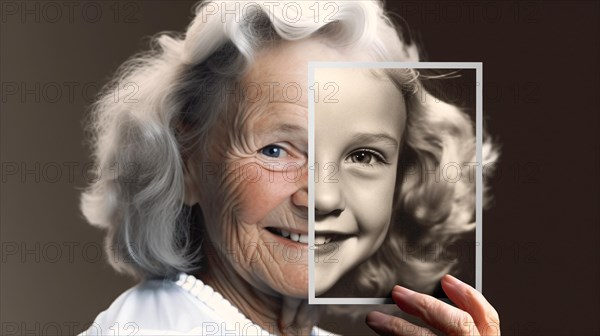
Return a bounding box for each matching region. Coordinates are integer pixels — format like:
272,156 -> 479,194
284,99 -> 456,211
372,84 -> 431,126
186,39 -> 363,300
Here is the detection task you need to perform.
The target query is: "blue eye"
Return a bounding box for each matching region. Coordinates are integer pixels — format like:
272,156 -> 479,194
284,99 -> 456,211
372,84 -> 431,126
260,145 -> 288,158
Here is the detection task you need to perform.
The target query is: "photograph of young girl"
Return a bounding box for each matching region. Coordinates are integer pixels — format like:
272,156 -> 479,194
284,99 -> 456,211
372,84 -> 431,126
312,66 -> 494,301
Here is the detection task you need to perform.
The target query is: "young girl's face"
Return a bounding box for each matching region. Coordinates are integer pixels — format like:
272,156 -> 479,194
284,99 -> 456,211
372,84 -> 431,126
314,68 -> 407,295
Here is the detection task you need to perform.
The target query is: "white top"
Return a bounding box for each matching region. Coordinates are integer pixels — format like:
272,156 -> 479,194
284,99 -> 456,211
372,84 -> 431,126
79,273 -> 336,336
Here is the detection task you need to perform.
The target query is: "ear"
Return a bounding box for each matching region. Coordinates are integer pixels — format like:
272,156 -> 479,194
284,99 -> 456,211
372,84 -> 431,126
183,158 -> 201,206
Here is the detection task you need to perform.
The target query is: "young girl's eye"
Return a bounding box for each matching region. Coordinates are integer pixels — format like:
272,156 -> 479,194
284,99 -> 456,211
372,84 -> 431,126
345,149 -> 387,165
260,145 -> 289,158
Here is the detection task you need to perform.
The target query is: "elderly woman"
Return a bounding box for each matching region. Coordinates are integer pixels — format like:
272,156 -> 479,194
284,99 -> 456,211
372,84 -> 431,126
80,1 -> 500,335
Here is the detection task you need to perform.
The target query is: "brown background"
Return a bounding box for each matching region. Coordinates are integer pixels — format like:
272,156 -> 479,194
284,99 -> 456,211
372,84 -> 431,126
1,1 -> 598,335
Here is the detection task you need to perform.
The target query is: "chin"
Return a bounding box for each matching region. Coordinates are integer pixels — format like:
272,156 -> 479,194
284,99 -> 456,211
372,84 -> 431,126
280,286 -> 308,299
314,258 -> 359,297
273,263 -> 309,298
314,271 -> 340,297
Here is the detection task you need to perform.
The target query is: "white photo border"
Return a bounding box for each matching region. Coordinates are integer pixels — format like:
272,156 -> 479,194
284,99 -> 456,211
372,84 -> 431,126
308,62 -> 483,305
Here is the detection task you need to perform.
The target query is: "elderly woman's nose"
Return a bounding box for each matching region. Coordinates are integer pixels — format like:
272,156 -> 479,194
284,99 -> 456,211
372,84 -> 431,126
291,165 -> 308,208
315,176 -> 345,217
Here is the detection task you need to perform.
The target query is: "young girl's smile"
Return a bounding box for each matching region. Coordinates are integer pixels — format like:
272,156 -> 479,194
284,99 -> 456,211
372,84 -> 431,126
314,68 -> 407,295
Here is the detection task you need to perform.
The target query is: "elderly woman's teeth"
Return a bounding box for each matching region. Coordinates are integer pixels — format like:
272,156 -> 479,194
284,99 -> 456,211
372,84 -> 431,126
288,232 -> 308,244
269,227 -> 334,245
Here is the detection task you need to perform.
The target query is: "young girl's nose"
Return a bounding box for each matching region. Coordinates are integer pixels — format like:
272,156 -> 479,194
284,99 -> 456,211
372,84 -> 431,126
314,171 -> 346,217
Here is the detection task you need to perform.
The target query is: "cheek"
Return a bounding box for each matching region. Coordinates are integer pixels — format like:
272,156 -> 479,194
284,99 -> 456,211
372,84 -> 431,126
235,163 -> 299,224
347,170 -> 397,235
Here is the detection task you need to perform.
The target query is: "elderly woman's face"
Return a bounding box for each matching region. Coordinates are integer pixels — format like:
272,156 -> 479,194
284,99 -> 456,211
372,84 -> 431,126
197,39 -> 349,298
313,68 -> 406,294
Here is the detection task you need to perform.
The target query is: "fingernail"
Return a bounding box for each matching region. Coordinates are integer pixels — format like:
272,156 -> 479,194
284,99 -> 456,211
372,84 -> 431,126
365,311 -> 390,329
392,285 -> 413,297
444,274 -> 463,286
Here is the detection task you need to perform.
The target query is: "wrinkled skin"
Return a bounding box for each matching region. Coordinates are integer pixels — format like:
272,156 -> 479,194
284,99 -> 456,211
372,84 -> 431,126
185,38 -> 362,335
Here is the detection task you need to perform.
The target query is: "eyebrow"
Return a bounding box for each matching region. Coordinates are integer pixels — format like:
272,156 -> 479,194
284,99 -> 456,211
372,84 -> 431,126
277,123 -> 307,134
348,132 -> 400,149
261,123 -> 308,139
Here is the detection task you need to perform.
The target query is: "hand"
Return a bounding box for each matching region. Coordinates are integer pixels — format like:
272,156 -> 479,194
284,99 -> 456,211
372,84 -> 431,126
366,274 -> 500,335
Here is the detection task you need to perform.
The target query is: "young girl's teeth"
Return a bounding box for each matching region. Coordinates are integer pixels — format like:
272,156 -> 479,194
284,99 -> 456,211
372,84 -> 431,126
299,234 -> 308,244
315,236 -> 333,245
290,233 -> 299,241
281,229 -> 290,238
315,236 -> 326,245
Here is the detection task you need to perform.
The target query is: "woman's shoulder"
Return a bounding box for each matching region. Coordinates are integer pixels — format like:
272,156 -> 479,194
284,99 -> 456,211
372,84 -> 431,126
79,276 -> 223,335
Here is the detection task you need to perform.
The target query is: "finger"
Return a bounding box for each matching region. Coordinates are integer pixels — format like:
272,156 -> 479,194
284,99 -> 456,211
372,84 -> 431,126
441,275 -> 500,335
391,285 -> 480,336
366,311 -> 436,336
